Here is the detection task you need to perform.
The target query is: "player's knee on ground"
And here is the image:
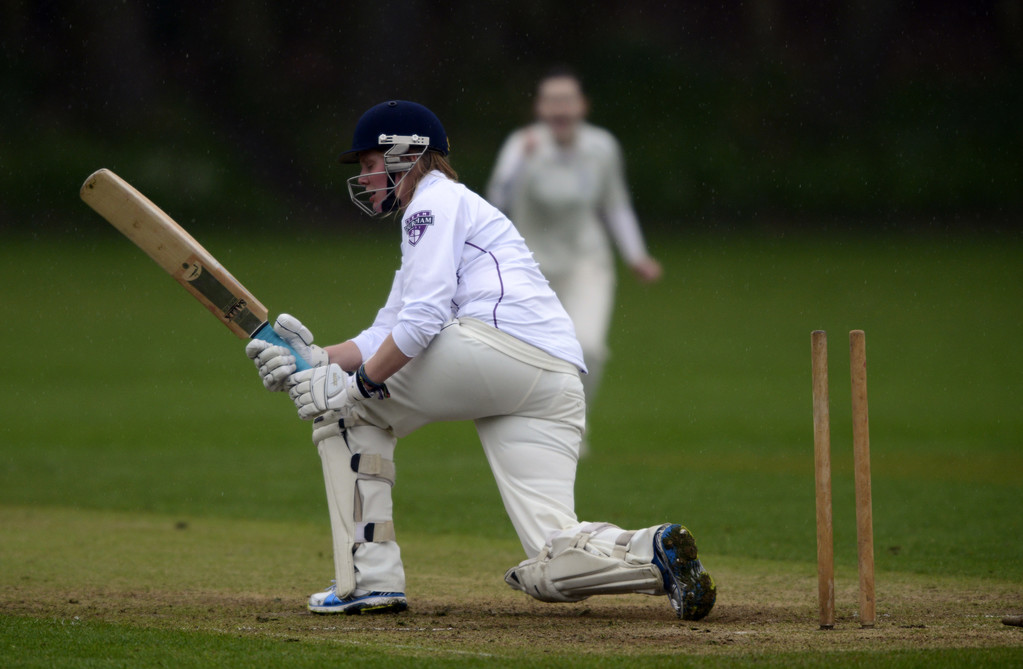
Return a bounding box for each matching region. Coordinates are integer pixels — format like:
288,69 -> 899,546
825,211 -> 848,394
504,523 -> 664,602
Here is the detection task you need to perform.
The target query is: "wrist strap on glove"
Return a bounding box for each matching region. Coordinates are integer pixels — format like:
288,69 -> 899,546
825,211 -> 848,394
355,364 -> 390,399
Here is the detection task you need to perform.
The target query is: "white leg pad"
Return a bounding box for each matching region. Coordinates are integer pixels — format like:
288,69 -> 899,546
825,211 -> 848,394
504,524 -> 664,602
312,412 -> 398,598
313,412 -> 358,597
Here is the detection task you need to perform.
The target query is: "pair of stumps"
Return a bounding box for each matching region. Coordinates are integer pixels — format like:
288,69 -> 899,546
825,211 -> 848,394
812,329 -> 875,630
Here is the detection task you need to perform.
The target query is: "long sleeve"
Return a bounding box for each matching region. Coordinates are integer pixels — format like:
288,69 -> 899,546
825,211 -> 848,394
486,128 -> 531,213
598,136 -> 649,265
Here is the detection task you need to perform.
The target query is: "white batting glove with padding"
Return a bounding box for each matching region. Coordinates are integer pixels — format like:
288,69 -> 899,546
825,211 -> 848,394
245,314 -> 328,391
246,339 -> 289,391
289,364 -> 355,420
272,314 -> 329,367
289,363 -> 390,420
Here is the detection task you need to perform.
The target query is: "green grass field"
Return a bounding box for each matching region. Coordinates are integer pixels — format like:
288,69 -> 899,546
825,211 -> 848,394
2,226 -> 1021,666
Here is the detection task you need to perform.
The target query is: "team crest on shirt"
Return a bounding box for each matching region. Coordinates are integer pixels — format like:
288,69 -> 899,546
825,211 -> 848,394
403,210 -> 434,246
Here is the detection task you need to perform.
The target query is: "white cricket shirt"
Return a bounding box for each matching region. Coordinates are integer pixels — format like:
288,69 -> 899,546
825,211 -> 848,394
351,172 -> 587,372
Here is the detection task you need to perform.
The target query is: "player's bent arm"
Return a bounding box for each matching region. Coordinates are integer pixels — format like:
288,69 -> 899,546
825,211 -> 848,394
326,340 -> 365,374
288,335 -> 405,420
362,335 -> 413,385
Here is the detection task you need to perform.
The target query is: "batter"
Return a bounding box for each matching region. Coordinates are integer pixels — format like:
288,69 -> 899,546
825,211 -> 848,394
245,100 -> 715,620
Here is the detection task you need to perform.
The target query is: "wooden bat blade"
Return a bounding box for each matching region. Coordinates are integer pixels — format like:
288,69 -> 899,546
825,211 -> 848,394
81,169 -> 209,273
79,169 -> 311,372
80,168 -> 268,339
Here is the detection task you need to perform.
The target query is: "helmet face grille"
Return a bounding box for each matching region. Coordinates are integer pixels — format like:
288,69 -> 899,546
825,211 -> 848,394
346,140 -> 427,217
347,172 -> 386,217
347,168 -> 407,217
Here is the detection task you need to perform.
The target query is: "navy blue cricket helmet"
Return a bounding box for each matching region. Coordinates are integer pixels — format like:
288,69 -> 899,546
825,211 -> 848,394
339,100 -> 449,163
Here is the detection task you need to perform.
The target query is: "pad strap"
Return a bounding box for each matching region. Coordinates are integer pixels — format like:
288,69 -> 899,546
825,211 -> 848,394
349,442 -> 396,545
351,453 -> 396,485
355,521 -> 397,543
570,522 -> 625,553
613,531 -> 637,560
311,412 -> 344,444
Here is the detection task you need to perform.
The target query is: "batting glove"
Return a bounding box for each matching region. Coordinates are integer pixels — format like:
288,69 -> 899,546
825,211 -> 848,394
289,363 -> 356,420
272,314 -> 329,367
245,314 -> 328,391
289,363 -> 389,421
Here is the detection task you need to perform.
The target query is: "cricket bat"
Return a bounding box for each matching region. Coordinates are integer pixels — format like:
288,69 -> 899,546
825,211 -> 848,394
80,168 -> 311,371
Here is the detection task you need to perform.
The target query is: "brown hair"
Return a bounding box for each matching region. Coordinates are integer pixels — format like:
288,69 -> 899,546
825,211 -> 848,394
538,64 -> 585,95
397,150 -> 458,208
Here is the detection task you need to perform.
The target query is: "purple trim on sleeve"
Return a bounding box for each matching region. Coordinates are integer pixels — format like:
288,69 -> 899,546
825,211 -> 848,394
466,242 -> 504,329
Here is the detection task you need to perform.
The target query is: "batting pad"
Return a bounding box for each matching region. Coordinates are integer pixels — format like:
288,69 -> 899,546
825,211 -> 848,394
504,525 -> 663,602
313,412 -> 360,598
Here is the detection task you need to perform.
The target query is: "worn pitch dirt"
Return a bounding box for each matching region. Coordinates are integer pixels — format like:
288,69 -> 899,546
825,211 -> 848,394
5,565 -> 1021,659
2,507 -> 1020,658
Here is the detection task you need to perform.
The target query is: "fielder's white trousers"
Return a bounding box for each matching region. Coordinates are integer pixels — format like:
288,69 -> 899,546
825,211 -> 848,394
545,253 -> 615,405
343,317 -> 590,592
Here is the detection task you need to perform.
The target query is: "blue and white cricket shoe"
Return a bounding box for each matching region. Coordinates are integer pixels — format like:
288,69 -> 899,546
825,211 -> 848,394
307,584 -> 408,615
652,524 -> 716,620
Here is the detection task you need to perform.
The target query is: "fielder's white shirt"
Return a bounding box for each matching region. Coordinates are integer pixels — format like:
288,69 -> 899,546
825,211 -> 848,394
487,122 -> 649,279
351,172 -> 586,372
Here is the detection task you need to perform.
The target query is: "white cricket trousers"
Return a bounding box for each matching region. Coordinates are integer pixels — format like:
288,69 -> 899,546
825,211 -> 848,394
343,317 -> 587,592
545,253 -> 615,404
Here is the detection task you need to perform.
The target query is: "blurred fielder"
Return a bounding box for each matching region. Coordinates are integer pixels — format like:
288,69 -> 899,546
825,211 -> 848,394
487,67 -> 663,449
245,100 -> 714,619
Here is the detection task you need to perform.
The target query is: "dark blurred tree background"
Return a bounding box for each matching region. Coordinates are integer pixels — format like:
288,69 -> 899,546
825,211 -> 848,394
2,0 -> 1020,233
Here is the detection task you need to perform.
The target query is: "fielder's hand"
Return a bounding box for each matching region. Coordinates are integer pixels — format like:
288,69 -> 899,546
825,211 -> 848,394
630,256 -> 663,283
245,313 -> 328,391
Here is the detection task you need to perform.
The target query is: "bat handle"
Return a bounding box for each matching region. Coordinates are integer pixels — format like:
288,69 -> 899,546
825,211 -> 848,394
251,322 -> 313,372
